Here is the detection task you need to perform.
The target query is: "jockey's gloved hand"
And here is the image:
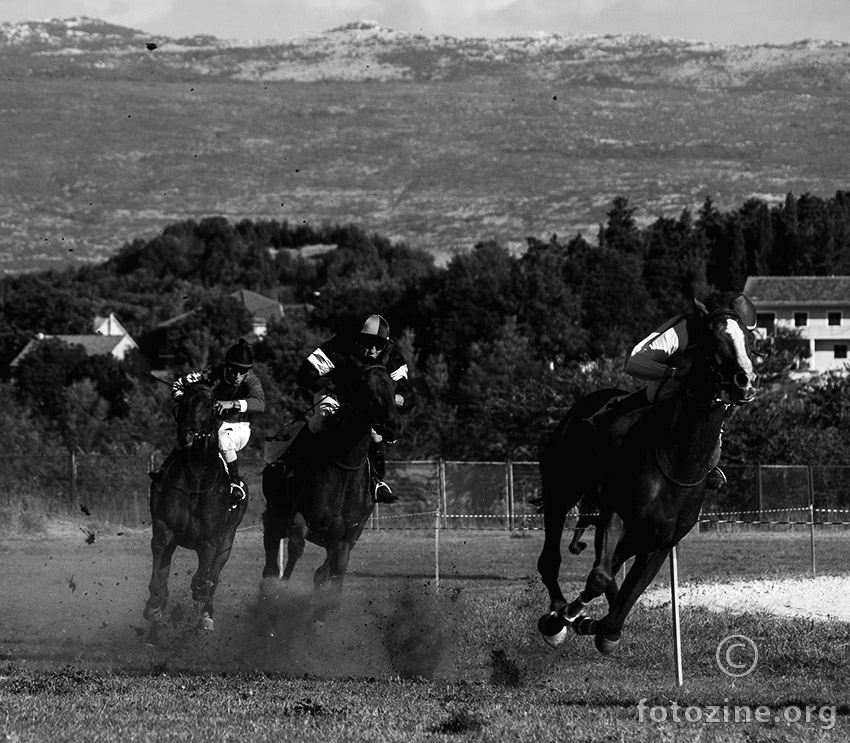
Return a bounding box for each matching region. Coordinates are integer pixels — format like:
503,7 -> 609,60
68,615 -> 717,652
394,394 -> 404,407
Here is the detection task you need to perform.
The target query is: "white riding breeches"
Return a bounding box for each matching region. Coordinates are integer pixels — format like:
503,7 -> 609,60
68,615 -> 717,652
218,422 -> 251,463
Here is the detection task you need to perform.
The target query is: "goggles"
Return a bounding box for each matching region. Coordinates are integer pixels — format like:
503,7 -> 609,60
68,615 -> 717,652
359,334 -> 387,351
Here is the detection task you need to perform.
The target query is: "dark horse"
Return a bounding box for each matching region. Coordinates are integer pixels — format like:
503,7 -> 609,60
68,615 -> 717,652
144,383 -> 248,642
261,363 -> 401,619
537,300 -> 757,653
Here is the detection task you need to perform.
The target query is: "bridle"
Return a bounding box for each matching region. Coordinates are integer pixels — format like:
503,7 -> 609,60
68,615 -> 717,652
342,363 -> 397,431
693,309 -> 757,407
175,384 -> 219,447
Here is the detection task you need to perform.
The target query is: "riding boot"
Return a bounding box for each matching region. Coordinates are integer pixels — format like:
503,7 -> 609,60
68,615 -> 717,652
227,458 -> 246,509
369,439 -> 398,504
706,437 -> 726,490
149,448 -> 178,482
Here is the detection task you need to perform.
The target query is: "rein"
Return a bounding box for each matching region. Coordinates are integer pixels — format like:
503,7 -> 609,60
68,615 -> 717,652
653,447 -> 707,488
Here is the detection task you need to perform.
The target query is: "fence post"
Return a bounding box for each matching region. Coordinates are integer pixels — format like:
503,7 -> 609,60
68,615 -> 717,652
506,460 -> 514,531
434,507 -> 440,593
670,546 -> 684,686
808,466 -> 816,577
439,458 -> 447,529
68,448 -> 76,508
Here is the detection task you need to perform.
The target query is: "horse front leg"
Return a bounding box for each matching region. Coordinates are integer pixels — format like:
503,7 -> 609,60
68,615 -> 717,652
195,526 -> 241,630
191,542 -> 219,631
282,513 -> 307,580
144,523 -> 177,645
312,541 -> 350,623
535,492 -> 573,645
591,547 -> 671,654
144,523 -> 176,623
569,509 -> 624,630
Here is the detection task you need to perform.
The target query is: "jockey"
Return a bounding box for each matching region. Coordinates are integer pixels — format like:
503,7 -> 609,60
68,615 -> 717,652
151,339 -> 265,506
584,291 -> 757,491
286,314 -> 415,504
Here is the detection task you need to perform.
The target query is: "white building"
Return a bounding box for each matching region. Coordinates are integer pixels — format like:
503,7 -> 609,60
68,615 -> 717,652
744,276 -> 850,374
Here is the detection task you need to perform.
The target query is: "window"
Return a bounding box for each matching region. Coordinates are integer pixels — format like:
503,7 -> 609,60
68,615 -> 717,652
794,312 -> 808,327
835,345 -> 848,359
756,313 -> 775,333
828,312 -> 842,326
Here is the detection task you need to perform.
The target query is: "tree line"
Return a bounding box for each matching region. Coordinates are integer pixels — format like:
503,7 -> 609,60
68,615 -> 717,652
1,190 -> 849,464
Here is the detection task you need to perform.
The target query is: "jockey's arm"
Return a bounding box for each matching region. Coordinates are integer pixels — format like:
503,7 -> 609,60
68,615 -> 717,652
171,369 -> 207,398
387,349 -> 416,413
239,372 -> 266,413
626,322 -> 688,382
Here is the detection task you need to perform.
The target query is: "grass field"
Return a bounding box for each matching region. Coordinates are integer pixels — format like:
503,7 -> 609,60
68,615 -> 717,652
1,524 -> 848,741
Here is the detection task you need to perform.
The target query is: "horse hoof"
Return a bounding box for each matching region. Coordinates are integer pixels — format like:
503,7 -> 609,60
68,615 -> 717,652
568,541 -> 587,555
142,625 -> 160,647
198,614 -> 215,631
594,634 -> 621,654
538,612 -> 568,647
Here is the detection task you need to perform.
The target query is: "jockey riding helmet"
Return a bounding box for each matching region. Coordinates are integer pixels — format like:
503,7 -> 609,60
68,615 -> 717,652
704,291 -> 757,331
224,340 -> 253,369
359,314 -> 389,355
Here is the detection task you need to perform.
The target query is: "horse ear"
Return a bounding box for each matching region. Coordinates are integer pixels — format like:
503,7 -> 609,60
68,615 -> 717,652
693,297 -> 709,316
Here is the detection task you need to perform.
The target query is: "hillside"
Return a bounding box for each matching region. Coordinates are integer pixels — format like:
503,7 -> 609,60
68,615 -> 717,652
3,16 -> 850,88
1,17 -> 849,272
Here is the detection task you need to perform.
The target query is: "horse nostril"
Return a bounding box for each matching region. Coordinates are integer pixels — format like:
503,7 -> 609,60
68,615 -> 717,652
734,372 -> 751,390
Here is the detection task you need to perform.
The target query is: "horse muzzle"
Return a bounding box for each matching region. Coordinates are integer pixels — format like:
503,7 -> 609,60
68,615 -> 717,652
375,418 -> 401,442
727,371 -> 758,404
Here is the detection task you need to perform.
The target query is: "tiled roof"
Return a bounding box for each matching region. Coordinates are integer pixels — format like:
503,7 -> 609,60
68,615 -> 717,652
230,289 -> 284,320
10,334 -> 133,367
743,276 -> 850,305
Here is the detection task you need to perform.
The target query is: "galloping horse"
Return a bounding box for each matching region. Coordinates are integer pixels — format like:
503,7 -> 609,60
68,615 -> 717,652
144,383 -> 248,641
261,363 -> 401,619
537,299 -> 757,653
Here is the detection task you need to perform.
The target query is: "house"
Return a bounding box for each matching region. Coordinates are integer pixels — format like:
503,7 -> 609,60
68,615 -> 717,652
10,312 -> 138,369
230,289 -> 284,337
743,276 -> 850,374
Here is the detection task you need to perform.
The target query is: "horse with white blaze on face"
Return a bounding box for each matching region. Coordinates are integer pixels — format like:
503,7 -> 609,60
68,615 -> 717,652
536,297 -> 758,653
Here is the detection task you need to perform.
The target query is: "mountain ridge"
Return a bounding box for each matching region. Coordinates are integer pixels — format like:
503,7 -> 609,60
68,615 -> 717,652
0,16 -> 848,275
2,16 -> 849,89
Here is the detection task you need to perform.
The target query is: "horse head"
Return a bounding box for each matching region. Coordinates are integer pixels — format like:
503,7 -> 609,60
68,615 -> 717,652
691,301 -> 758,406
173,384 -> 219,449
348,363 -> 403,442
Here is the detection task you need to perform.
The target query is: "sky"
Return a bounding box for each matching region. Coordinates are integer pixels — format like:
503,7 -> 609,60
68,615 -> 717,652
1,0 -> 849,46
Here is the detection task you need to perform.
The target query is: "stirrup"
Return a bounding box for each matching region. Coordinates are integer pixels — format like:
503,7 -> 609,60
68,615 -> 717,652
229,481 -> 246,510
373,481 -> 398,504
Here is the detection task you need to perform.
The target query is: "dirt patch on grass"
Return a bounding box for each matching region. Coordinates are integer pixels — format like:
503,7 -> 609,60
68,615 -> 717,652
643,575 -> 850,623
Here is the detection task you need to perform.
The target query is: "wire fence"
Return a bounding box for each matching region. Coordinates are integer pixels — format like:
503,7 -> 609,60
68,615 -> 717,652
3,454 -> 850,535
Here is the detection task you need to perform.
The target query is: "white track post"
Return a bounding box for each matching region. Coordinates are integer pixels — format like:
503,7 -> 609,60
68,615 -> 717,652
434,507 -> 440,593
278,540 -> 284,578
670,546 -> 684,686
808,466 -> 816,577
506,460 -> 514,531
